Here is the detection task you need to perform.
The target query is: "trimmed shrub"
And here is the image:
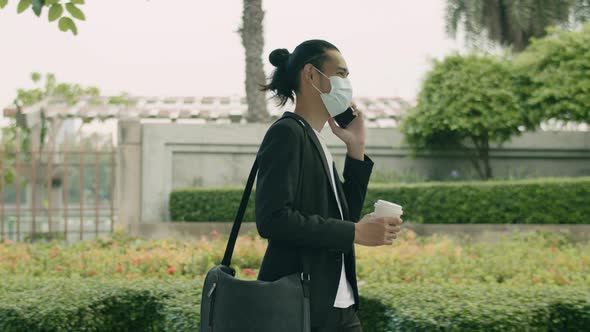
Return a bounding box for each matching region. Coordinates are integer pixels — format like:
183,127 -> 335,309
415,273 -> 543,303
0,277 -> 201,332
363,177 -> 590,224
1,277 -> 588,331
170,177 -> 590,224
360,283 -> 590,332
169,187 -> 252,222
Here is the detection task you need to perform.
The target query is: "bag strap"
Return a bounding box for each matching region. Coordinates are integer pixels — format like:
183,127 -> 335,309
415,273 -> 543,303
220,116 -> 312,283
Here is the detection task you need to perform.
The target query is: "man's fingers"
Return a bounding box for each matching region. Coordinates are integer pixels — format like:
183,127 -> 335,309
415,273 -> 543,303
384,233 -> 396,245
327,117 -> 337,130
385,231 -> 398,238
356,109 -> 364,119
386,226 -> 401,233
377,216 -> 403,226
350,104 -> 364,118
385,225 -> 400,232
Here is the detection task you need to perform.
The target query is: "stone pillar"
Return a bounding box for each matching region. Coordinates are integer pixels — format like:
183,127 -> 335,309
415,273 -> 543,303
116,119 -> 142,236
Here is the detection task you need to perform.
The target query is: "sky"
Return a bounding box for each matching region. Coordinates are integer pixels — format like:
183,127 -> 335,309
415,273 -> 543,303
0,0 -> 466,121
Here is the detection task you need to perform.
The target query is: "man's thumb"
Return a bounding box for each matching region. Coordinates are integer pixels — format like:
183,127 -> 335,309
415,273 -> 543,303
328,117 -> 341,133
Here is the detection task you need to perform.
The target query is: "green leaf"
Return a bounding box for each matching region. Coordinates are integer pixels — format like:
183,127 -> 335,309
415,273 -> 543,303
32,0 -> 43,16
0,0 -> 9,9
48,3 -> 62,22
31,72 -> 41,83
69,19 -> 77,35
514,24 -> 590,124
65,2 -> 84,20
58,16 -> 77,35
70,0 -> 84,3
17,0 -> 33,13
58,16 -> 70,31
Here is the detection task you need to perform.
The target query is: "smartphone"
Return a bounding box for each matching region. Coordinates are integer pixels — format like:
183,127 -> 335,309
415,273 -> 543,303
334,106 -> 357,128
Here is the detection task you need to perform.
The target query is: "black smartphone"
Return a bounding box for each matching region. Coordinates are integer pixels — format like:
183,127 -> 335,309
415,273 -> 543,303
334,106 -> 357,128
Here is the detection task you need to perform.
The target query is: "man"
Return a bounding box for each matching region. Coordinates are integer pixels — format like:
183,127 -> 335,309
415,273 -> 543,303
256,39 -> 403,331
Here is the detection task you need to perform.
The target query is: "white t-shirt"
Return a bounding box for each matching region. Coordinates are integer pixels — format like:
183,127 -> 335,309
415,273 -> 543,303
311,127 -> 355,308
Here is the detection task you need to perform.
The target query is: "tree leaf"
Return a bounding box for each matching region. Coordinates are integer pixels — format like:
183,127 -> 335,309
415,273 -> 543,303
0,0 -> 9,10
48,3 -> 63,22
514,24 -> 590,124
58,16 -> 69,31
70,0 -> 84,3
31,72 -> 42,83
17,0 -> 33,14
32,0 -> 44,16
70,20 -> 78,35
65,2 -> 85,20
58,16 -> 77,35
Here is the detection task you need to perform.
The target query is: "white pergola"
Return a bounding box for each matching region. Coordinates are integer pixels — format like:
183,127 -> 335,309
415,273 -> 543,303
2,95 -> 411,128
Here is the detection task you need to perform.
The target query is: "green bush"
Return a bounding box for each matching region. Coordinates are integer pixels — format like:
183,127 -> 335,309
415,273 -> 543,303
515,23 -> 590,125
170,177 -> 590,224
359,283 -> 590,332
0,277 -> 201,332
0,277 -> 588,331
363,177 -> 590,224
169,187 -> 253,222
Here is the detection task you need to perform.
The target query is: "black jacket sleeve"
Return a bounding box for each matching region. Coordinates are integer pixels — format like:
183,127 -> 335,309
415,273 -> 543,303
341,153 -> 374,222
255,120 -> 355,252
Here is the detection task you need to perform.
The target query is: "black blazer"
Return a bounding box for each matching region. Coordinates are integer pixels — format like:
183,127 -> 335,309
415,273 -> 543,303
255,111 -> 374,327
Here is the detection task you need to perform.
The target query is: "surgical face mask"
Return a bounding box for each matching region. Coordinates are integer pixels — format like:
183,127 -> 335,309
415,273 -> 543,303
310,66 -> 353,118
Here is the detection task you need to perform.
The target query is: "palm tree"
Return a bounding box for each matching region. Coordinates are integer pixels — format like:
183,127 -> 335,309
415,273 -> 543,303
239,0 -> 269,123
446,0 -> 590,52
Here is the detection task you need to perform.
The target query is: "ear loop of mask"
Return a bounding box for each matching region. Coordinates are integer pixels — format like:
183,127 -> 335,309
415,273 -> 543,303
310,66 -> 330,95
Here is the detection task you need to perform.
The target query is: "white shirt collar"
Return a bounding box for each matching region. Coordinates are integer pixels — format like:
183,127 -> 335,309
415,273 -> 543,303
312,127 -> 325,141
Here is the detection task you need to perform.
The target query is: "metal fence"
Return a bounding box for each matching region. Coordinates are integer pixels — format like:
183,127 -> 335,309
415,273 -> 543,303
0,126 -> 116,242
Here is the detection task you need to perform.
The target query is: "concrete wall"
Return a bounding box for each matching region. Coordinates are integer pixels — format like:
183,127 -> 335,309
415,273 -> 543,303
117,119 -> 142,233
136,222 -> 590,244
117,120 -> 590,224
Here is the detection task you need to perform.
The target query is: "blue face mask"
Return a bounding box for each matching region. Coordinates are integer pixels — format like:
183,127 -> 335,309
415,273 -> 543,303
310,66 -> 353,118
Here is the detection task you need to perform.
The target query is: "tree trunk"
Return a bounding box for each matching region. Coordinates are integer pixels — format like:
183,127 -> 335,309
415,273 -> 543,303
481,136 -> 493,179
461,142 -> 486,180
240,0 -> 269,123
470,136 -> 493,180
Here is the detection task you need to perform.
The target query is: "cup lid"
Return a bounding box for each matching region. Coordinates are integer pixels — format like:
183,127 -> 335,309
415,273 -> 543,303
374,199 -> 403,210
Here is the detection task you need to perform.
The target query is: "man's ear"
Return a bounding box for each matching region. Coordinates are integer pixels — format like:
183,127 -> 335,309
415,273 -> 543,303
302,63 -> 315,83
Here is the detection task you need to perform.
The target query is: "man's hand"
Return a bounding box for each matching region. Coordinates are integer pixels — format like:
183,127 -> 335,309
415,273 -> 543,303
327,104 -> 366,160
354,212 -> 403,246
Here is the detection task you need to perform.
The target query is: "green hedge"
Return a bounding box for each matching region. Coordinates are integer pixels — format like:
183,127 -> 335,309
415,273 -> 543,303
0,277 -> 200,332
1,277 -> 588,331
170,177 -> 590,223
359,283 -> 590,332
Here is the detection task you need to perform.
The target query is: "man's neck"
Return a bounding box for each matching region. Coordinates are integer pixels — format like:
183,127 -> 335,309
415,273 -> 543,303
293,95 -> 329,132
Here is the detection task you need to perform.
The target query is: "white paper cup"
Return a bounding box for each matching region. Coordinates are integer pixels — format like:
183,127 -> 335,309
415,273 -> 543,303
373,199 -> 403,218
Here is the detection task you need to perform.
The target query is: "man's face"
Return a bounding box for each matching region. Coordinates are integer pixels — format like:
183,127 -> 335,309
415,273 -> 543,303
315,49 -> 350,94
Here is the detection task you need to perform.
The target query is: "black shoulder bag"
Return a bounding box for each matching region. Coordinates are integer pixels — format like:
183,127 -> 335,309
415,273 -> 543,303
200,117 -> 311,332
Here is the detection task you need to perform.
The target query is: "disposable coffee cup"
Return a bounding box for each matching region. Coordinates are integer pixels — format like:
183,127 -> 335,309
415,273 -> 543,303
373,199 -> 403,218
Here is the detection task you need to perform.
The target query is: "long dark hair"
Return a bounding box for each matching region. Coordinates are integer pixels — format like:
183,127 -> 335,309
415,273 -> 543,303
260,39 -> 339,107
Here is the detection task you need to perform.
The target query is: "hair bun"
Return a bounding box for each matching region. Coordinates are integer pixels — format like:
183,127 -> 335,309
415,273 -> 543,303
269,48 -> 290,67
